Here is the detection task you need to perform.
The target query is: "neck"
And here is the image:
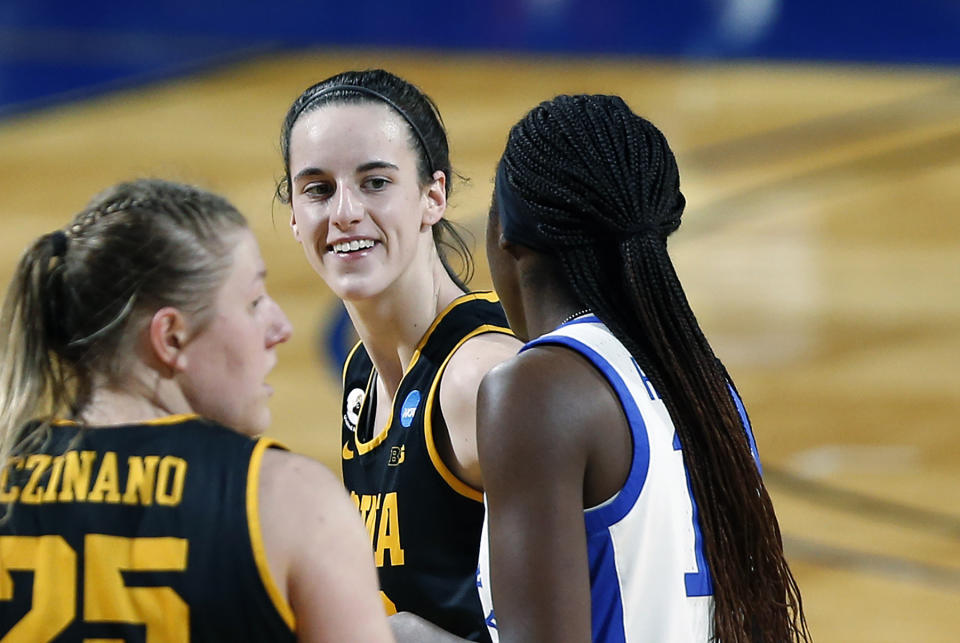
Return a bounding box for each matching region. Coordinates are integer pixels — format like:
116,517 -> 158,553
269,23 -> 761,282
78,387 -> 185,427
76,361 -> 192,426
515,253 -> 587,341
345,260 -> 464,397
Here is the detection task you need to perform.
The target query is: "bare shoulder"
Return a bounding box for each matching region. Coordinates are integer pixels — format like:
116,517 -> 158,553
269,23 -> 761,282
440,331 -> 521,399
480,343 -> 615,422
257,448 -> 355,553
437,331 -> 521,487
259,447 -> 342,500
257,447 -> 393,642
259,446 -> 381,567
438,330 -> 520,437
478,344 -> 622,472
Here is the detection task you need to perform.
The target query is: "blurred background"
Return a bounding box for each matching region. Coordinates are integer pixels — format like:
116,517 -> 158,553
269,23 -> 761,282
1,1 -> 958,640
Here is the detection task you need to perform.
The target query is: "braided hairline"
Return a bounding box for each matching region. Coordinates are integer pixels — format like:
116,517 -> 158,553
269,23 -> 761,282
67,197 -> 160,238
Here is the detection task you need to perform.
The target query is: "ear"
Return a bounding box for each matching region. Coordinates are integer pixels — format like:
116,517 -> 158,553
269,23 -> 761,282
488,198 -> 518,257
421,170 -> 447,228
148,307 -> 190,373
289,206 -> 300,242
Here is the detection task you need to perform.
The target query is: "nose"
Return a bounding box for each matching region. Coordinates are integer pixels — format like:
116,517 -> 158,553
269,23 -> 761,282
329,184 -> 363,230
266,299 -> 293,347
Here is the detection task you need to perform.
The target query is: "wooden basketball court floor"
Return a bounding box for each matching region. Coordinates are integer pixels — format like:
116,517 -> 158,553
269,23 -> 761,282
1,50 -> 957,641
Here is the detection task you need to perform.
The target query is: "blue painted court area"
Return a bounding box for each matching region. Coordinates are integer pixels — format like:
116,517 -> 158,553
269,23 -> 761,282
2,0 -> 958,118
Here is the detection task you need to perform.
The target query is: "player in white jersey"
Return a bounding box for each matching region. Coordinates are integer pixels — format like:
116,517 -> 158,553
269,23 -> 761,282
389,95 -> 808,643
478,314 -> 717,641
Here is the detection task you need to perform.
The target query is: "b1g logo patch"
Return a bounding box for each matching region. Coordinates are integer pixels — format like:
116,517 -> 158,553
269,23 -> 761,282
344,388 -> 365,431
399,390 -> 421,428
388,445 -> 405,466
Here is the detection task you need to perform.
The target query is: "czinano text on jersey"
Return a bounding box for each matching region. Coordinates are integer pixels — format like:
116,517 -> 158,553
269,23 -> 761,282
0,451 -> 187,507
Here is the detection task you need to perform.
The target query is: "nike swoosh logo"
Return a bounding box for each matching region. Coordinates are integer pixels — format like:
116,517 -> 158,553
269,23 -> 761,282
342,441 -> 355,460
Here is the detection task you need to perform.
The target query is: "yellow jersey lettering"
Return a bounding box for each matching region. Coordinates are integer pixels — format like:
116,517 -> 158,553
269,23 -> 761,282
0,535 -> 188,640
3,451 -> 187,507
155,456 -> 187,506
374,492 -> 405,566
84,535 -> 189,640
358,493 -> 381,542
42,455 -> 66,503
351,491 -> 405,568
0,535 -> 77,640
0,457 -> 23,503
19,454 -> 53,504
88,451 -> 121,504
380,591 -> 397,615
58,451 -> 97,502
123,455 -> 160,506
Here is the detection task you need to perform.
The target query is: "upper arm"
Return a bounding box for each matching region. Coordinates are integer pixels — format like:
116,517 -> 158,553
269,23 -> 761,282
258,449 -> 394,643
476,347 -> 615,643
436,331 -> 520,489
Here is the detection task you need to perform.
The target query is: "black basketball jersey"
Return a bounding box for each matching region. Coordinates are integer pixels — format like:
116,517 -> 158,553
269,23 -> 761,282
341,291 -> 512,642
0,415 -> 296,643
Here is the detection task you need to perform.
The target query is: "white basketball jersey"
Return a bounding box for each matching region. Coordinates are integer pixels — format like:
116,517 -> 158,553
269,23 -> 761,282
477,315 -> 758,642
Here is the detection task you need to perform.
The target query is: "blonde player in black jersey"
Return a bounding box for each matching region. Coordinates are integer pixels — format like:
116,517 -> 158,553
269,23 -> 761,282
277,70 -> 520,641
0,179 -> 394,642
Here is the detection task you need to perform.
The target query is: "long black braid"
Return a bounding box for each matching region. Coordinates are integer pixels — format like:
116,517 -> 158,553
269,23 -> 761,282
499,95 -> 809,642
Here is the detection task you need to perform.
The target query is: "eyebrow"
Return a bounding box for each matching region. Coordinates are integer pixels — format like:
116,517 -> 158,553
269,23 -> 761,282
357,161 -> 399,173
292,160 -> 399,183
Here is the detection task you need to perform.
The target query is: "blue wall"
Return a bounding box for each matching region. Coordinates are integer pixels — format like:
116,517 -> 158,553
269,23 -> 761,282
2,0 -> 959,116
5,0 -> 959,62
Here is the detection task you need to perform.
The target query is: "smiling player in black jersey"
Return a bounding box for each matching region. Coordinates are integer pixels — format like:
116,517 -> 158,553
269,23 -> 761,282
278,70 -> 520,641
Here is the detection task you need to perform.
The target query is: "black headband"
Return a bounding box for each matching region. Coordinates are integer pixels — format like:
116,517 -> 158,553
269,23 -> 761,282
495,161 -> 551,252
294,84 -> 437,174
496,160 -> 683,251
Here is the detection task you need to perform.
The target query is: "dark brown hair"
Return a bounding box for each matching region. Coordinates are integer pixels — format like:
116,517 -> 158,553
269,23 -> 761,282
277,68 -> 474,287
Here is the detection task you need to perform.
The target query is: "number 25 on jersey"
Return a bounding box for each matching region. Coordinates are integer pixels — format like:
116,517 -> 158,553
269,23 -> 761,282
0,534 -> 187,642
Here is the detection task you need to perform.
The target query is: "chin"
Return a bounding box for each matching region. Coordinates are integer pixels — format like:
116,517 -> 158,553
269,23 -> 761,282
234,412 -> 271,438
335,280 -> 388,303
248,416 -> 271,437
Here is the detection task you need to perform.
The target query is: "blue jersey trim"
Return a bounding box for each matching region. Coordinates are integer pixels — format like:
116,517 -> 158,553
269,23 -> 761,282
521,333 -> 650,532
585,531 -> 628,643
728,383 -> 762,474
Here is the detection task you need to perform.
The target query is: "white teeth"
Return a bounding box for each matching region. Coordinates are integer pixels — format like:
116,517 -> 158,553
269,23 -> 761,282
332,239 -> 375,253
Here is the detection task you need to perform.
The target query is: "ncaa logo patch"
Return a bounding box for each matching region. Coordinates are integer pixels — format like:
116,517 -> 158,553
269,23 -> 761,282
400,390 -> 421,428
344,388 -> 365,432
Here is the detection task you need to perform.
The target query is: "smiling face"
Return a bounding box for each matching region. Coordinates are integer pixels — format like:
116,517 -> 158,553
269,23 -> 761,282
287,102 -> 445,302
177,229 -> 292,436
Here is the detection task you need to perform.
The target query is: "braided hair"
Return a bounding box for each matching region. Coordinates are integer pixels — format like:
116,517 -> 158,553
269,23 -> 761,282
277,68 -> 474,288
498,95 -> 809,642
